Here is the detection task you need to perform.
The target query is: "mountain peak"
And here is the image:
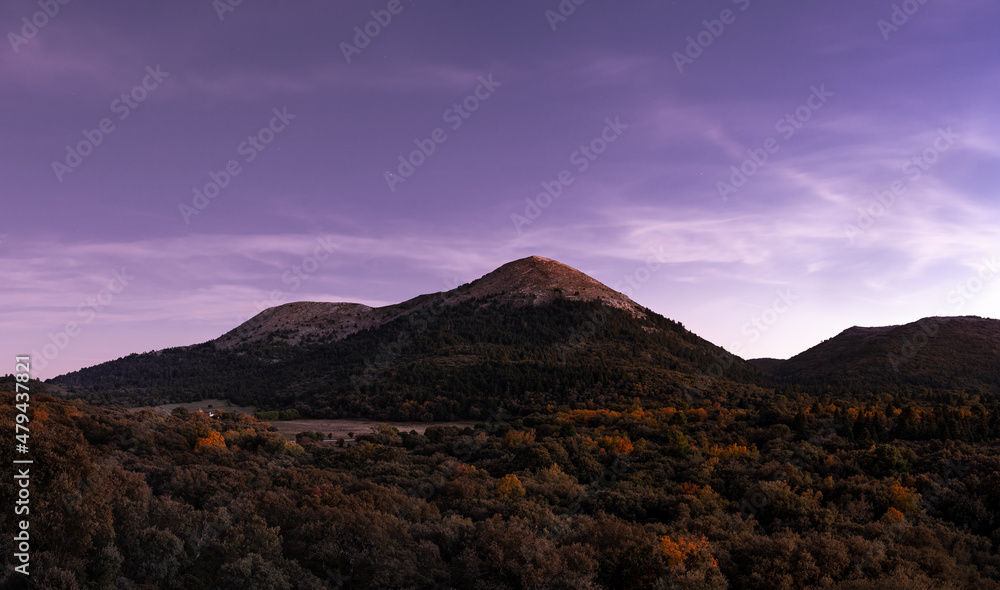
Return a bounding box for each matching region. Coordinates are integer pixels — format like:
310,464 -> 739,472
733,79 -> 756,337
513,255 -> 559,264
454,256 -> 645,316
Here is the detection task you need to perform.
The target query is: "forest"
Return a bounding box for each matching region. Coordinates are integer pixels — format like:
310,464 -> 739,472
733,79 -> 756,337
3,374 -> 1000,589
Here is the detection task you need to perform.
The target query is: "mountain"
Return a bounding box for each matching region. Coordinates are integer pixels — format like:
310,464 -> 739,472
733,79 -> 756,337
214,257 -> 646,350
758,316 -> 1000,393
50,256 -> 765,418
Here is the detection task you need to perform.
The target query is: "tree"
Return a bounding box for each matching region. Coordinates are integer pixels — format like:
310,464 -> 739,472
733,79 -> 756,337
863,444 -> 909,477
495,474 -> 526,501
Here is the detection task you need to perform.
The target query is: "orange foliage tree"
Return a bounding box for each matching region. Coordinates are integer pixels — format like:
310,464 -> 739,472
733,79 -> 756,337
495,474 -> 526,501
659,535 -> 717,570
195,430 -> 226,451
598,435 -> 634,455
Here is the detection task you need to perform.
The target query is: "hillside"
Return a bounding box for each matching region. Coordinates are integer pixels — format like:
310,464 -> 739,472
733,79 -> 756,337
760,316 -> 1000,393
50,257 -> 765,418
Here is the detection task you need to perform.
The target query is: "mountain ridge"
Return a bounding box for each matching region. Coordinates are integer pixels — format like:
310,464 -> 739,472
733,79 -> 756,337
216,256 -> 647,349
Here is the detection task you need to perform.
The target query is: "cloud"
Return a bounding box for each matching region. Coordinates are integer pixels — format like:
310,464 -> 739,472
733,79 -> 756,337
172,61 -> 509,102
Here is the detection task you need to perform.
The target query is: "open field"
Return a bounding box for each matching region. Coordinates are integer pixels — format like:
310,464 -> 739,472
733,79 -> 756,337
131,399 -> 475,442
266,418 -> 478,442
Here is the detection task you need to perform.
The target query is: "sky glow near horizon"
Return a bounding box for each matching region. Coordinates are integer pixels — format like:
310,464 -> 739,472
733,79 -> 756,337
2,0 -> 999,379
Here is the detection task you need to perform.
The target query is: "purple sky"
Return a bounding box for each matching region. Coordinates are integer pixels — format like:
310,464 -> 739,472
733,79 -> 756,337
3,0 -> 999,379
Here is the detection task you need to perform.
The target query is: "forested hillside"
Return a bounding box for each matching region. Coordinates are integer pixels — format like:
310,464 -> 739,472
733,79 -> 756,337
761,316 -> 1000,393
3,379 -> 1000,589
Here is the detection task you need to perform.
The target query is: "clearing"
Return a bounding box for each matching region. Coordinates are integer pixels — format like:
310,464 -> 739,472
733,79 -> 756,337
132,399 -> 475,442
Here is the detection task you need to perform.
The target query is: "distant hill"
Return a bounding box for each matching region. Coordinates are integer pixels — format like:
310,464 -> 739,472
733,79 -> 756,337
747,358 -> 785,372
760,316 -> 1000,393
50,256 -> 765,419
